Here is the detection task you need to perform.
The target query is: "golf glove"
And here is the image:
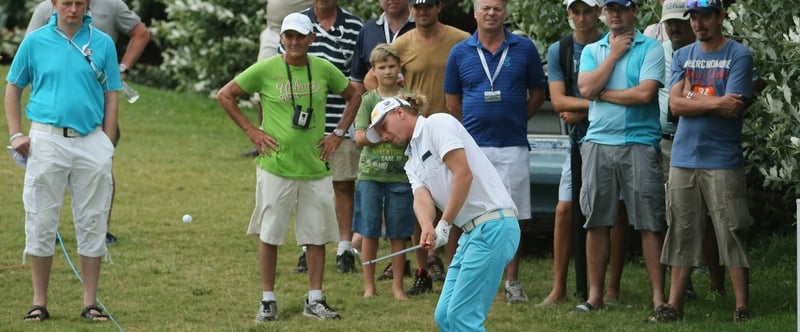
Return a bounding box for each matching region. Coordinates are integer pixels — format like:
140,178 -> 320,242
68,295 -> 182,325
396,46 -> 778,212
433,220 -> 451,249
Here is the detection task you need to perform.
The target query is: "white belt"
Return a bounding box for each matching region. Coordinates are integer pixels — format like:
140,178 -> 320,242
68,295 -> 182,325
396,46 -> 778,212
460,209 -> 515,233
30,122 -> 91,138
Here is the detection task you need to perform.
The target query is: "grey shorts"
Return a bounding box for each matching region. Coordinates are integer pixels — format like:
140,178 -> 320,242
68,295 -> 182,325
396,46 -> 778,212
661,167 -> 753,268
580,142 -> 665,231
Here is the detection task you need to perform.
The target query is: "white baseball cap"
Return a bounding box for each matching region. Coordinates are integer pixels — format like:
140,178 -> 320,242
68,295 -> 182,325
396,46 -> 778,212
365,97 -> 411,144
280,13 -> 313,35
661,0 -> 689,23
566,0 -> 600,8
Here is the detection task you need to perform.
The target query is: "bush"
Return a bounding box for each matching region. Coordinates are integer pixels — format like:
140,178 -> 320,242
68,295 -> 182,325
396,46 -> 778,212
727,1 -> 800,222
150,0 -> 266,96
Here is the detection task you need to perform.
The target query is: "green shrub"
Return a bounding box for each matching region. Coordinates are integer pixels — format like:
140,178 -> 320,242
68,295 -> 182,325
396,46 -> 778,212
151,0 -> 266,96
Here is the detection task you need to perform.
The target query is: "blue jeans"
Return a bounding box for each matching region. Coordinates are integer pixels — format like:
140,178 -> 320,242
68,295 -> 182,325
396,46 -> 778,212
352,180 -> 414,239
435,216 -> 520,331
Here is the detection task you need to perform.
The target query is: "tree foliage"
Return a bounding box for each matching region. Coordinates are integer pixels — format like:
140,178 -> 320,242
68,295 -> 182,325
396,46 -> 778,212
725,1 -> 800,201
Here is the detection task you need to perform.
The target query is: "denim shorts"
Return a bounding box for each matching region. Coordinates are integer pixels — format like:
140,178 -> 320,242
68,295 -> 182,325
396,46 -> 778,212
352,180 -> 415,239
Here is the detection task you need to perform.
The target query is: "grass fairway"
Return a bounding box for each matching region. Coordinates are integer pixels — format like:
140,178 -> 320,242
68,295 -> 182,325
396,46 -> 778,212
0,67 -> 796,331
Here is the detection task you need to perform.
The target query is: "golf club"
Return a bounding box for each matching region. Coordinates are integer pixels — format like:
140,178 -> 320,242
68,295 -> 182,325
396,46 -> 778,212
361,244 -> 424,266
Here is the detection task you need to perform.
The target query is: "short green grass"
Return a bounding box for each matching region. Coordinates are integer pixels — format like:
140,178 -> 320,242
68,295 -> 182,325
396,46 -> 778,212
0,67 -> 796,331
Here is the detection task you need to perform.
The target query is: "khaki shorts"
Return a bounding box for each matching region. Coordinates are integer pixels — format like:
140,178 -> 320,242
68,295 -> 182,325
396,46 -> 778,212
660,138 -> 672,181
661,167 -> 753,268
580,142 -> 665,231
248,167 -> 339,246
330,138 -> 361,182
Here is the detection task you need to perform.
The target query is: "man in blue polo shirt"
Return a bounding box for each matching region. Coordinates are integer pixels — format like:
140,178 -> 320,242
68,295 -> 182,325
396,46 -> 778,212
573,0 -> 666,316
6,0 -> 121,322
444,0 -> 546,305
350,0 -> 415,94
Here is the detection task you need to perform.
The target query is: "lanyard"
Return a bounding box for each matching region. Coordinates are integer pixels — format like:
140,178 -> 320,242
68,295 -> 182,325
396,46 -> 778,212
383,17 -> 403,44
476,46 -> 509,91
284,57 -> 313,109
382,13 -> 409,43
56,24 -> 104,83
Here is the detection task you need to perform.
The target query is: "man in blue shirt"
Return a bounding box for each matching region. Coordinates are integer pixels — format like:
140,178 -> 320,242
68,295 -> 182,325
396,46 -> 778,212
444,0 -> 545,305
656,0 -> 754,322
573,0 -> 667,316
6,0 -> 121,322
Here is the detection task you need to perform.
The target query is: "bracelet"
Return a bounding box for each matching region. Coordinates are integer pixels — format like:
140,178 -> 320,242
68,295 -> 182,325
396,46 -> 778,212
9,132 -> 23,145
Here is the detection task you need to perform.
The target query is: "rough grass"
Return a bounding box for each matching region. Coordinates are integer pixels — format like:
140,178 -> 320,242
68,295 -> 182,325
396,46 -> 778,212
0,68 -> 796,331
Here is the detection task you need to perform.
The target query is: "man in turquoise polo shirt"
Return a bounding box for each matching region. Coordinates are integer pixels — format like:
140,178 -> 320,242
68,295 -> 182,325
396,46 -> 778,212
572,0 -> 667,317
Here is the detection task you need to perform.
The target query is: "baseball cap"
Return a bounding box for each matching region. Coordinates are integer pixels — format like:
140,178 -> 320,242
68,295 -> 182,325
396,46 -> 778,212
410,0 -> 439,6
280,13 -> 313,35
661,0 -> 689,22
604,0 -> 636,7
567,0 -> 600,8
365,97 -> 411,144
684,0 -> 723,16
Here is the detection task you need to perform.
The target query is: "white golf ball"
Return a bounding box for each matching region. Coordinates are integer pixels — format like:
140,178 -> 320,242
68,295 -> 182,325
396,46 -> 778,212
182,214 -> 192,223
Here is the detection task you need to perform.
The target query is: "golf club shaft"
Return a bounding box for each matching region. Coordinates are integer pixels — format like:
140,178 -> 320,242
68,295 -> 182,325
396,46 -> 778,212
361,244 -> 423,266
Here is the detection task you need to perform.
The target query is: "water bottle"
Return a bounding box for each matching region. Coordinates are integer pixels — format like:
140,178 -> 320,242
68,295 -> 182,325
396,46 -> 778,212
122,81 -> 140,103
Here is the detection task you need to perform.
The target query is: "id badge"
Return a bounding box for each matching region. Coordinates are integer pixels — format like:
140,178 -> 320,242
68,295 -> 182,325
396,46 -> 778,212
484,90 -> 501,103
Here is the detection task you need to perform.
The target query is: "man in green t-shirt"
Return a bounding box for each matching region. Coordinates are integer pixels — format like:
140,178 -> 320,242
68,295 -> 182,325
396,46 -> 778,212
216,13 -> 362,322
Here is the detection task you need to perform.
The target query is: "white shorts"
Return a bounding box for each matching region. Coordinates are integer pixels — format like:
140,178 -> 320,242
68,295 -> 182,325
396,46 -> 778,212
24,126 -> 114,257
480,146 -> 531,220
247,167 -> 339,246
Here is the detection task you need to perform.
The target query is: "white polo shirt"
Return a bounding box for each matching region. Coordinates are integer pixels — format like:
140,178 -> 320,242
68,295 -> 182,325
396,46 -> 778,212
404,114 -> 517,227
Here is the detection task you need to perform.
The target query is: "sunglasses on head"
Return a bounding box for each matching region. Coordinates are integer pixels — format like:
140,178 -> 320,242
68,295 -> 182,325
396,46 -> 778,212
686,0 -> 722,9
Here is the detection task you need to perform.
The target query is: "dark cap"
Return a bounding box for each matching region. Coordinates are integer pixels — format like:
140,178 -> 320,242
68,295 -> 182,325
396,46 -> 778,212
604,0 -> 636,7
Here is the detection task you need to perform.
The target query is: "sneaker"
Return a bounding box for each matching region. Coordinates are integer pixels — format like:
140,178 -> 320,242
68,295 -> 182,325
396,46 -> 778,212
427,255 -> 445,282
336,250 -> 356,273
406,268 -> 433,295
505,280 -> 529,304
303,298 -> 341,320
255,300 -> 277,322
378,260 -> 412,281
293,252 -> 307,273
377,262 -> 394,281
105,232 -> 118,244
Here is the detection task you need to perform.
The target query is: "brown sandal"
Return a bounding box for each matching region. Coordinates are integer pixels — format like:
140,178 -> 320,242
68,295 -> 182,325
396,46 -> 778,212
80,305 -> 109,322
24,305 -> 50,321
644,303 -> 683,323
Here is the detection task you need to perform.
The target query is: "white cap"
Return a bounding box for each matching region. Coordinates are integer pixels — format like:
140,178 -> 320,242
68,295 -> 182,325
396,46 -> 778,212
280,13 -> 313,35
566,0 -> 600,8
661,0 -> 689,23
365,97 -> 411,144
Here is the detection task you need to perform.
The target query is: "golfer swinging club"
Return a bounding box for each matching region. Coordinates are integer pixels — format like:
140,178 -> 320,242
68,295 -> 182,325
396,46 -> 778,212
365,96 -> 520,331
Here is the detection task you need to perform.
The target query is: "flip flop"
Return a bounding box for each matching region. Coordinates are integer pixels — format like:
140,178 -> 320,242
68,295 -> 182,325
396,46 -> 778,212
24,305 -> 50,321
571,301 -> 594,313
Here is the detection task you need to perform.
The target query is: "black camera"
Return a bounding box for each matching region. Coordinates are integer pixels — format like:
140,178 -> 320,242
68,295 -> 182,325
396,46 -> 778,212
292,105 -> 313,129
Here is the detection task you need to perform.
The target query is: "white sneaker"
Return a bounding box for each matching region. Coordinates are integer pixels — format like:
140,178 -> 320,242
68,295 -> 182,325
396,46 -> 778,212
303,298 -> 341,320
505,280 -> 529,304
255,300 -> 277,322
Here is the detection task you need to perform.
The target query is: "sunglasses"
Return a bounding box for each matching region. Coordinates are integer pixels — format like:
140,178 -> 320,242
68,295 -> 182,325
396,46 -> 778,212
686,0 -> 722,9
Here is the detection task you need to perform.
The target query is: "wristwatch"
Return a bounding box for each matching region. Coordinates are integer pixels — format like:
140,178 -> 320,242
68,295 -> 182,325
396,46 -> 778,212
119,64 -> 129,74
333,128 -> 346,138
